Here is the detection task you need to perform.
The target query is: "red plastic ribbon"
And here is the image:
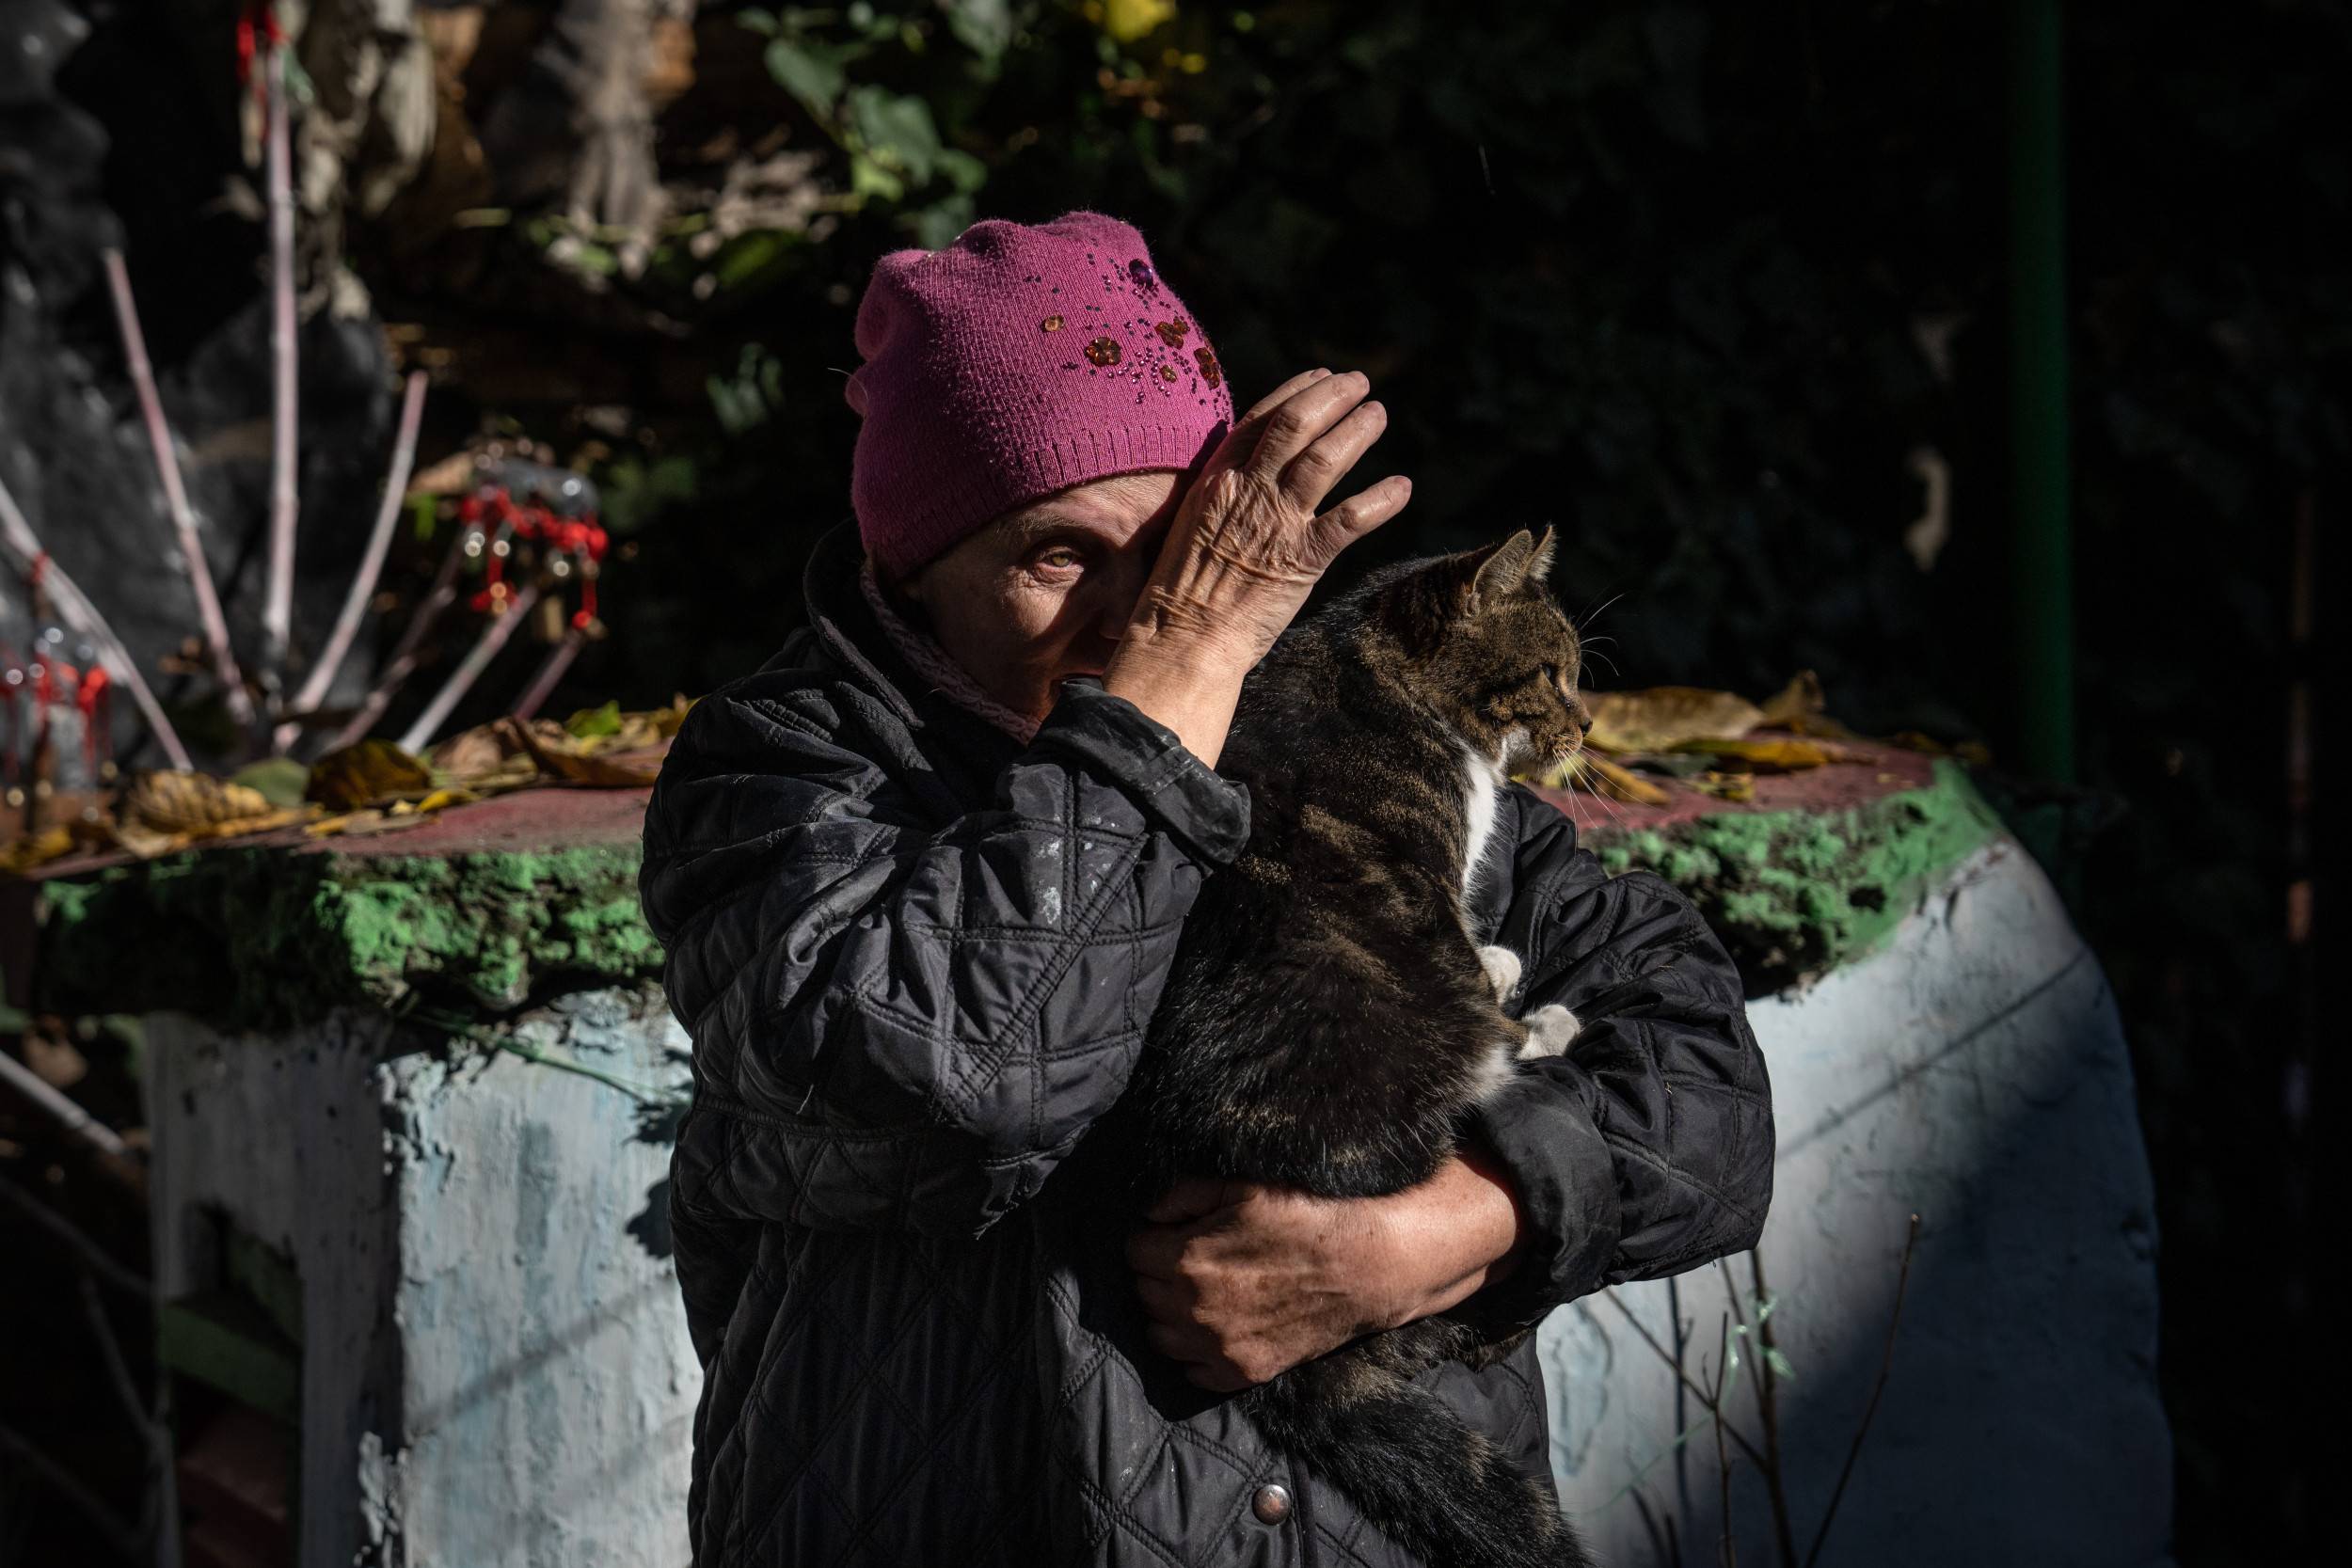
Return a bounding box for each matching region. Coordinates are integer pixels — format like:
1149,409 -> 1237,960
455,485 -> 608,627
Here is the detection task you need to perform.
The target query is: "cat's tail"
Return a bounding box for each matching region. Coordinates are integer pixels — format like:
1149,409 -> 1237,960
1244,1329 -> 1591,1568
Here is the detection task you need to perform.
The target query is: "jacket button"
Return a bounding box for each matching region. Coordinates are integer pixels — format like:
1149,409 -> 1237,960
1251,1482 -> 1292,1525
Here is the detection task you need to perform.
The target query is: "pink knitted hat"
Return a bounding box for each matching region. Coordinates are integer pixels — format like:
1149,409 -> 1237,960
846,212 -> 1233,575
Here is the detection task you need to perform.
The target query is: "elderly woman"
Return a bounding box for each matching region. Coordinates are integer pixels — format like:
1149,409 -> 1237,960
643,214 -> 1772,1566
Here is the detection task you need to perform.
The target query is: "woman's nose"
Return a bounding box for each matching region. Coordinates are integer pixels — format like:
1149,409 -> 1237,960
1095,557 -> 1152,639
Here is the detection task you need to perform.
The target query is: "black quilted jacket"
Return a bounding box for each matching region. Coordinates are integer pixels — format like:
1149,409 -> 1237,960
643,525 -> 1773,1567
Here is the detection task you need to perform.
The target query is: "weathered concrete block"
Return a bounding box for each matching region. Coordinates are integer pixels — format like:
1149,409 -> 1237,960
146,987 -> 697,1567
1539,840 -> 2172,1567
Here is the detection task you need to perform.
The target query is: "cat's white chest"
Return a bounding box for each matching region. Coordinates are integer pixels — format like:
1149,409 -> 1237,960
1457,743 -> 1504,909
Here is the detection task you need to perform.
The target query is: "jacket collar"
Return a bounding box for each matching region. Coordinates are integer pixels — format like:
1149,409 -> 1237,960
794,521 -> 1025,771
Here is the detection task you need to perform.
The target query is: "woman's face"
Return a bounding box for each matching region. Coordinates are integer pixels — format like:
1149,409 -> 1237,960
899,470 -> 1182,723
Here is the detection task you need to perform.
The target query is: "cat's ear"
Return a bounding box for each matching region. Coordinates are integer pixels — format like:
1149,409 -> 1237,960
1462,530 -> 1540,614
1525,526 -> 1557,584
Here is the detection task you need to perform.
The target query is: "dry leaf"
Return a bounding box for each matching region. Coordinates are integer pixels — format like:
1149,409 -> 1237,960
1687,771 -> 1757,803
1527,751 -> 1674,806
230,757 -> 312,808
123,770 -> 275,832
1758,671 -> 1826,727
0,826 -> 75,876
515,722 -> 664,786
1585,687 -> 1766,753
309,739 -> 436,810
1671,737 -> 1832,773
428,721 -> 521,781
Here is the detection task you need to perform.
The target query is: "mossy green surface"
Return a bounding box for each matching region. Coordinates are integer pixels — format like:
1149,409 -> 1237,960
41,841 -> 660,1029
1582,761 -> 2006,994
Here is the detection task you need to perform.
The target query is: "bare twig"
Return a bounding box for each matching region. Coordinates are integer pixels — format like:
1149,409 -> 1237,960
1802,1214 -> 1923,1568
322,524 -> 473,752
0,470 -> 192,769
102,250 -> 252,727
277,369 -> 428,752
1721,1255 -> 1798,1568
1604,1287 -> 1770,1471
395,583 -> 541,753
1712,1314 -> 1737,1568
508,621 -> 586,721
0,1417 -> 144,1560
262,40 -> 299,684
0,1049 -> 132,1164
0,1172 -> 149,1299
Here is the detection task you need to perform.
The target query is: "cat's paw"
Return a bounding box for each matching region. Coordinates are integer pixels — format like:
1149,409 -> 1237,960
1477,944 -> 1523,1004
1517,1004 -> 1581,1059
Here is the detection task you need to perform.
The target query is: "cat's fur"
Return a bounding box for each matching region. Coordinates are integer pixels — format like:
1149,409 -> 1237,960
1135,531 -> 1595,1568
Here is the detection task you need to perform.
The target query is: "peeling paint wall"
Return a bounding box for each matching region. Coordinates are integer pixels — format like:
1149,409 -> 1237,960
146,988 -> 697,1567
1539,840 -> 2172,1567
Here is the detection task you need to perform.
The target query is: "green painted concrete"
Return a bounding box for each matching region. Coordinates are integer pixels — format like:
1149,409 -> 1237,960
1581,762 -> 2006,992
43,841 -> 660,1028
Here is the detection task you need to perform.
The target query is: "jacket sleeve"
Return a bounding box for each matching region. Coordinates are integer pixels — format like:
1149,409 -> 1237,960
1463,787 -> 1775,1325
644,674 -> 1249,1241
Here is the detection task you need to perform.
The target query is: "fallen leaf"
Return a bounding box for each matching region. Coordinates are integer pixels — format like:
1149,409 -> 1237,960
565,700 -> 624,738
1687,771 -> 1757,803
1527,751 -> 1674,806
1585,687 -> 1766,753
340,810 -> 432,837
308,739 -> 435,810
1757,672 -> 1825,727
1671,737 -> 1832,772
230,757 -> 312,809
123,770 -> 275,832
428,721 -> 522,781
0,826 -> 75,877
516,722 -> 665,786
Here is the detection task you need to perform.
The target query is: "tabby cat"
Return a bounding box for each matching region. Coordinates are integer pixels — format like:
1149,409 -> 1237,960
1136,529 -> 1594,1568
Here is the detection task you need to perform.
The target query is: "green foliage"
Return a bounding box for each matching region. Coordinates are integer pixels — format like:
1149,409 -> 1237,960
707,342 -> 787,435
739,2 -> 1012,248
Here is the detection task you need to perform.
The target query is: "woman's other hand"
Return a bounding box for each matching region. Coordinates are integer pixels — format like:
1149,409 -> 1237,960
1123,1148 -> 1524,1392
1102,370 -> 1410,765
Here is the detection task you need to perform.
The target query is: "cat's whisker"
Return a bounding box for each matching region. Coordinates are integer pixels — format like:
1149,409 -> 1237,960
1576,592 -> 1627,628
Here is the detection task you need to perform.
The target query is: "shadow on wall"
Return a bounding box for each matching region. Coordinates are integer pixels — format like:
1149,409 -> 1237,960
628,1178 -> 673,1260
1542,840 -> 2172,1568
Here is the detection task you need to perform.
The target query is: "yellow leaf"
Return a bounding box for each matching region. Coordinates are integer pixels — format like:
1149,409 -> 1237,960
1757,671 -> 1826,727
0,826 -> 76,877
1584,687 -> 1765,753
307,739 -> 436,810
1671,737 -> 1831,773
1103,0 -> 1176,42
122,770 -> 275,832
1528,751 -> 1674,806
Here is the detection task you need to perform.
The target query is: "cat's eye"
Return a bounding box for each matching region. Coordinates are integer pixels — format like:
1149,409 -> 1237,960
1539,663 -> 1559,689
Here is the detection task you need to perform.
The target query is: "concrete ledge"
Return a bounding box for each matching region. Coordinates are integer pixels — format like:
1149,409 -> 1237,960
41,789 -> 660,1027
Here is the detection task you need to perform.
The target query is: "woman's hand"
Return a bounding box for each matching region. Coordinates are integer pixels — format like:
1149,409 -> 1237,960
1102,369 -> 1409,765
1123,1148 -> 1526,1392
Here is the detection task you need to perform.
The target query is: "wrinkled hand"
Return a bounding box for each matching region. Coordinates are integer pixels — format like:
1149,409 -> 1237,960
1124,1151 -> 1525,1393
1103,369 -> 1409,765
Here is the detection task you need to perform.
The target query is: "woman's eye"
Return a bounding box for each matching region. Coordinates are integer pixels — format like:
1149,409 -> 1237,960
1040,548 -> 1078,570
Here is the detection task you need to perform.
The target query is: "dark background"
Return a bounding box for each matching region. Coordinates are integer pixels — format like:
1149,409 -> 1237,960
3,1 -> 2343,1560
